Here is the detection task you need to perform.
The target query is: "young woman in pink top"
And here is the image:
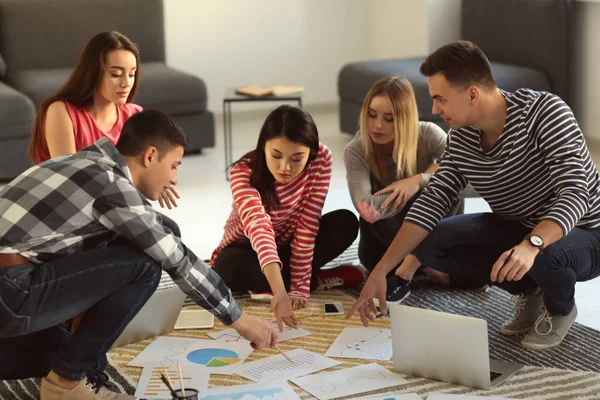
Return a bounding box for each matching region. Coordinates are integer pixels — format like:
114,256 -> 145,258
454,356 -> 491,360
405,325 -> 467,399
28,30 -> 177,208
212,105 -> 362,330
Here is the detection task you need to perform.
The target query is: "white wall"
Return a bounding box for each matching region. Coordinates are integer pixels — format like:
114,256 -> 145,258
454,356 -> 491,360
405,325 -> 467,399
570,1 -> 600,143
164,0 -> 429,114
427,0 -> 461,52
368,0 -> 428,59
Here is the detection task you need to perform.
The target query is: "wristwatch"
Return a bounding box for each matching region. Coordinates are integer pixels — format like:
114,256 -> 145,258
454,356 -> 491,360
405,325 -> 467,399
525,233 -> 545,252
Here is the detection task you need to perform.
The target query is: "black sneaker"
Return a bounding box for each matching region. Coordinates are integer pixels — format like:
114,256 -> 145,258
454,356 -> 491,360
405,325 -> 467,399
386,275 -> 411,304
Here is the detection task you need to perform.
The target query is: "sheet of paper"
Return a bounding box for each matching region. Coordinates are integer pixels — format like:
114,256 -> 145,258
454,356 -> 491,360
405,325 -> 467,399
134,365 -> 209,399
427,394 -> 522,400
291,363 -> 408,400
353,393 -> 422,400
200,379 -> 300,399
325,327 -> 393,360
235,348 -> 340,384
128,337 -> 253,375
208,322 -> 312,343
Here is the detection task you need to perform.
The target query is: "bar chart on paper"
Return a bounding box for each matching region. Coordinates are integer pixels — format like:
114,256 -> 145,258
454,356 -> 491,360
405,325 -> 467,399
235,349 -> 340,383
134,366 -> 208,399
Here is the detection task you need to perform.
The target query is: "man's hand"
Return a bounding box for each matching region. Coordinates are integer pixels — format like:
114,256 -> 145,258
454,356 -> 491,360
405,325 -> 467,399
271,292 -> 298,331
158,185 -> 180,209
290,297 -> 308,310
491,242 -> 539,283
375,176 -> 421,212
346,269 -> 387,326
231,313 -> 278,350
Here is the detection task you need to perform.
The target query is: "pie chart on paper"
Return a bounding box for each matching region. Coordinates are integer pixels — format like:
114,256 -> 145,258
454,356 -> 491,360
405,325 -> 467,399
187,349 -> 241,367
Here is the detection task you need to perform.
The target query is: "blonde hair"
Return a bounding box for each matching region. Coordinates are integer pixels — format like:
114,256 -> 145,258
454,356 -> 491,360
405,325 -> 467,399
359,76 -> 419,181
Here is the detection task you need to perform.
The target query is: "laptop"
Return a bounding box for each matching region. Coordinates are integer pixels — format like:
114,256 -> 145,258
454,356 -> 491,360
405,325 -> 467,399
389,304 -> 523,390
111,284 -> 187,349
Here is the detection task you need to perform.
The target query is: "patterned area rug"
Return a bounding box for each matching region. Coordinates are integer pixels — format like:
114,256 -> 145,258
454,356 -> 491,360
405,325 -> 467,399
2,243 -> 600,399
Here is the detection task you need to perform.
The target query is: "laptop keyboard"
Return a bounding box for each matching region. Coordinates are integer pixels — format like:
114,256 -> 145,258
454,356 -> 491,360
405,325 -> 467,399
490,371 -> 503,381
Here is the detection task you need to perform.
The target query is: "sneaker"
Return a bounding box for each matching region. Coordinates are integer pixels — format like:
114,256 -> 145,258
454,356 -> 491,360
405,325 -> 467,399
248,290 -> 274,302
316,264 -> 365,291
386,275 -> 411,304
499,292 -> 544,336
521,304 -> 578,350
40,371 -> 135,399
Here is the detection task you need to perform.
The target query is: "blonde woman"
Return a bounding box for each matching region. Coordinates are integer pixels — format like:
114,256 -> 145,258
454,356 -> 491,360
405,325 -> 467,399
344,76 -> 466,304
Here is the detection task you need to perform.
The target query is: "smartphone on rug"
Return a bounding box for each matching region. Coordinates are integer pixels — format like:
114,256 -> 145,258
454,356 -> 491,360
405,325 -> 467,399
324,302 -> 345,316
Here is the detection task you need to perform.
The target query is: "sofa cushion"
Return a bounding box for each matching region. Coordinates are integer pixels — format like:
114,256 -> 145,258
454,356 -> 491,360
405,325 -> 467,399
0,81 -> 35,139
338,57 -> 551,123
9,62 -> 208,115
135,62 -> 208,115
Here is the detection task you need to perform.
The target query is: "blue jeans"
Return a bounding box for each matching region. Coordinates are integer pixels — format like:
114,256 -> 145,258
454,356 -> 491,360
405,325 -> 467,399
412,213 -> 600,315
0,246 -> 161,380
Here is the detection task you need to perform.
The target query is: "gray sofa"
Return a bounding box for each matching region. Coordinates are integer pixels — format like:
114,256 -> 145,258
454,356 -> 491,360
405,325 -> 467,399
0,53 -> 36,181
338,0 -> 571,134
0,0 -> 215,181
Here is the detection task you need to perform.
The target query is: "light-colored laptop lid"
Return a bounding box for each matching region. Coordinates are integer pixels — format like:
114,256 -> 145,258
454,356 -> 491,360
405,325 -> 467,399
390,304 -> 492,389
111,285 -> 186,349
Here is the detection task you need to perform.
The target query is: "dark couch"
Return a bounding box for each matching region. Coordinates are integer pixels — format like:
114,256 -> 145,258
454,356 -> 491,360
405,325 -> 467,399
0,0 -> 215,181
337,0 -> 571,134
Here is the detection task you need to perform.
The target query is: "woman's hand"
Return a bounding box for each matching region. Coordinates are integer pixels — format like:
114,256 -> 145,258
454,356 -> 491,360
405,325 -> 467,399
357,201 -> 381,223
158,185 -> 180,209
375,175 -> 421,212
290,297 -> 308,310
270,292 -> 298,332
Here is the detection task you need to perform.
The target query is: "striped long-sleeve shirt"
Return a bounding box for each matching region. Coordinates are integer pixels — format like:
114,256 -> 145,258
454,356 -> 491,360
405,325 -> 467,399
0,138 -> 242,325
405,89 -> 600,235
212,143 -> 332,299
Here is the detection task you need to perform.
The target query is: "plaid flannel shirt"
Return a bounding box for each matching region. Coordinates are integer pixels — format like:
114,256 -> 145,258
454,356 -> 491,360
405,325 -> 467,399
0,138 -> 242,325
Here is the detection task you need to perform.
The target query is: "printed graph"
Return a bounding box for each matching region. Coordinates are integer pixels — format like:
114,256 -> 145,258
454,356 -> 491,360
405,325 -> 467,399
128,337 -> 253,375
207,323 -> 312,343
241,351 -> 315,382
291,363 -> 408,400
134,366 -> 208,399
235,349 -> 340,383
187,348 -> 241,367
325,327 -> 393,360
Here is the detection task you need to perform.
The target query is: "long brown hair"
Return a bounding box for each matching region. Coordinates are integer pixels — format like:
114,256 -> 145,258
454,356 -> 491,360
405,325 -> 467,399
359,76 -> 419,181
28,31 -> 140,163
233,105 -> 319,210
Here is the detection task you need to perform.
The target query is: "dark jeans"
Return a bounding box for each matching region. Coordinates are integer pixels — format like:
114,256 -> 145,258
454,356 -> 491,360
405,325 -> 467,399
213,209 -> 359,292
412,213 -> 600,315
0,213 -> 178,380
357,196 -> 478,287
0,246 -> 161,380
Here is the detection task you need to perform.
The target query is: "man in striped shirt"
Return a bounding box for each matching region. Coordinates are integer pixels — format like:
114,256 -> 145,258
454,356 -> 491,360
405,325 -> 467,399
0,110 -> 277,399
348,41 -> 600,350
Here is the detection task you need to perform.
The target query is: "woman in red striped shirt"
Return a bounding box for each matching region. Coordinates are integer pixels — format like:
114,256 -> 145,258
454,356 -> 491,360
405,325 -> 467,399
212,105 -> 362,329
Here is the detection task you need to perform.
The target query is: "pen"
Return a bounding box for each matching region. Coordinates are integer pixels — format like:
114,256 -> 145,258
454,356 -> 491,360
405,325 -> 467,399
275,345 -> 296,365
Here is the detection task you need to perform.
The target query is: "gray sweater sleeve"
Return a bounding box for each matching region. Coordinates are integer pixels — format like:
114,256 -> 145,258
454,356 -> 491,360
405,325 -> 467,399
344,123 -> 447,221
418,122 -> 447,188
344,133 -> 390,215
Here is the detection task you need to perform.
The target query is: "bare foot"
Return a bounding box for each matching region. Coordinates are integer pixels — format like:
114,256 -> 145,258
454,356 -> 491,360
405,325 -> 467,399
422,267 -> 451,287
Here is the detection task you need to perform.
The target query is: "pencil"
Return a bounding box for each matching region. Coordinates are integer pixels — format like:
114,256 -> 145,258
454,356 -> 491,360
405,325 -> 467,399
177,361 -> 185,395
162,366 -> 174,389
275,345 -> 296,365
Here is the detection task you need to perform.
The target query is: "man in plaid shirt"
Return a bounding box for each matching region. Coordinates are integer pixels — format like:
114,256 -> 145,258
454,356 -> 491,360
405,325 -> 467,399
0,110 -> 277,400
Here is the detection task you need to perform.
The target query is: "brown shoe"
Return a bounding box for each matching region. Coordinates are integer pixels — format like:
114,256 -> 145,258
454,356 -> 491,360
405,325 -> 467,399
40,377 -> 136,399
